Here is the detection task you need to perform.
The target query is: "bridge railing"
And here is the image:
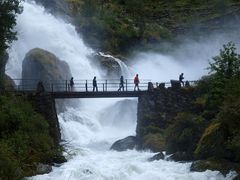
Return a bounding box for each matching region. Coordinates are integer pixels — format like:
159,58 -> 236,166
5,79 -> 152,92
4,79 -> 198,92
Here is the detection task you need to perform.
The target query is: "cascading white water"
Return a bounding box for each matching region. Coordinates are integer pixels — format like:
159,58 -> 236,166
98,52 -> 134,78
6,1 -> 237,179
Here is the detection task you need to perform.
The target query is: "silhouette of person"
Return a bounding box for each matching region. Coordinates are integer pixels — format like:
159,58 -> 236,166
179,73 -> 184,86
134,74 -> 140,91
93,76 -> 98,92
36,81 -> 45,94
70,77 -> 74,91
118,76 -> 124,91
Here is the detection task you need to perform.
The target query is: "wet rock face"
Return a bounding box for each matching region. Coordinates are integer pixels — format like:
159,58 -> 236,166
22,48 -> 71,90
110,136 -> 137,151
148,152 -> 165,162
92,53 -> 122,77
190,159 -> 240,177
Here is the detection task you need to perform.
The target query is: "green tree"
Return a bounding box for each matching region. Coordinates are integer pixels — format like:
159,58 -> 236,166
0,0 -> 22,54
0,0 -> 22,89
209,42 -> 240,79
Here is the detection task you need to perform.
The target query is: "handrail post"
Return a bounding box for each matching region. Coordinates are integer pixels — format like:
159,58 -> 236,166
65,80 -> 67,92
85,80 -> 88,92
103,83 -> 105,92
105,80 -> 107,92
126,79 -> 128,91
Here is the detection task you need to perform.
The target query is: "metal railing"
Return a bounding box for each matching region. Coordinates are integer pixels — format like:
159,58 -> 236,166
4,79 -> 198,93
5,78 -> 152,92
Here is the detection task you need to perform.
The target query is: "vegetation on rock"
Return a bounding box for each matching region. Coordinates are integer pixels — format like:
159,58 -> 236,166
166,113 -> 205,156
137,42 -> 240,175
0,94 -> 63,179
67,0 -> 240,54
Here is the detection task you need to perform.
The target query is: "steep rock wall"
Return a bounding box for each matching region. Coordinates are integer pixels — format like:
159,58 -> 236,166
136,88 -> 197,151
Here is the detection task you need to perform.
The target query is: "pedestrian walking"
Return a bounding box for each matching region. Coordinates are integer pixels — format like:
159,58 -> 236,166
179,73 -> 184,86
134,74 -> 140,91
118,76 -> 124,91
70,77 -> 74,91
93,76 -> 98,92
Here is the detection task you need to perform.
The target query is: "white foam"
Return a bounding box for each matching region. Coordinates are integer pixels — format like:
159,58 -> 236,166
6,1 -> 238,180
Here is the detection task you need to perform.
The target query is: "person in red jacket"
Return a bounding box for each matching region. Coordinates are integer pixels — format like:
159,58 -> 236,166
134,74 -> 140,91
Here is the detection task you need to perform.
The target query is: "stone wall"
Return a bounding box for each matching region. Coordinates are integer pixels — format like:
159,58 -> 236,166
28,93 -> 61,145
136,87 -> 197,151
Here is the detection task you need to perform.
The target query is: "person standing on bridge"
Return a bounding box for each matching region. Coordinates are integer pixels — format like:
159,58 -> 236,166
134,74 -> 140,91
179,73 -> 184,87
118,75 -> 124,91
70,77 -> 74,91
93,76 -> 98,92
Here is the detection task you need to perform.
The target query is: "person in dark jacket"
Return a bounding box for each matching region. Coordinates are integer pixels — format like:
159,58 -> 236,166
93,76 -> 98,92
118,76 -> 124,91
70,77 -> 74,91
134,74 -> 140,91
179,73 -> 184,86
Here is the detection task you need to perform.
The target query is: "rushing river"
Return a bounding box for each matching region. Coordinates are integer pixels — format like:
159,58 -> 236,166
7,1 -> 237,179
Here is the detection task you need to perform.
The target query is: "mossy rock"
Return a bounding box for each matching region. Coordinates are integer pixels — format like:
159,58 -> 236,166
190,158 -> 240,177
194,122 -> 227,159
165,113 -> 206,155
142,133 -> 166,152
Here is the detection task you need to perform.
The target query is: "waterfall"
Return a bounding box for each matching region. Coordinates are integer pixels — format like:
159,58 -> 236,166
6,1 -> 237,180
98,52 -> 134,78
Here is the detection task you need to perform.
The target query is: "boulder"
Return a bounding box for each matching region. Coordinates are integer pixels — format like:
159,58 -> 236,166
148,152 -> 165,161
167,151 -> 193,162
110,136 -> 137,151
92,53 -> 122,77
36,163 -> 52,175
190,159 -> 240,177
22,48 -> 72,91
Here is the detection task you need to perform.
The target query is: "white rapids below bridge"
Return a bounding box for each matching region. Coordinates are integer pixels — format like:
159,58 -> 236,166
7,1 -> 238,179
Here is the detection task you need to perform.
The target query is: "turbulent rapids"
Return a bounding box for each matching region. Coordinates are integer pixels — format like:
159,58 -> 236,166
6,1 -> 237,179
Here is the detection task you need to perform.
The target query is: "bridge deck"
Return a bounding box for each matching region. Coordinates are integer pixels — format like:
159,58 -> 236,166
51,91 -> 148,99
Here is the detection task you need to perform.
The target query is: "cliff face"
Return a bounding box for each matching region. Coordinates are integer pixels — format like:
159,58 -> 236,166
29,93 -> 61,145
137,88 -> 197,152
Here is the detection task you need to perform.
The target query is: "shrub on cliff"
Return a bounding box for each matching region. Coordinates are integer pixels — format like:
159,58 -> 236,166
0,95 -> 61,179
165,112 -> 206,156
218,94 -> 240,162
